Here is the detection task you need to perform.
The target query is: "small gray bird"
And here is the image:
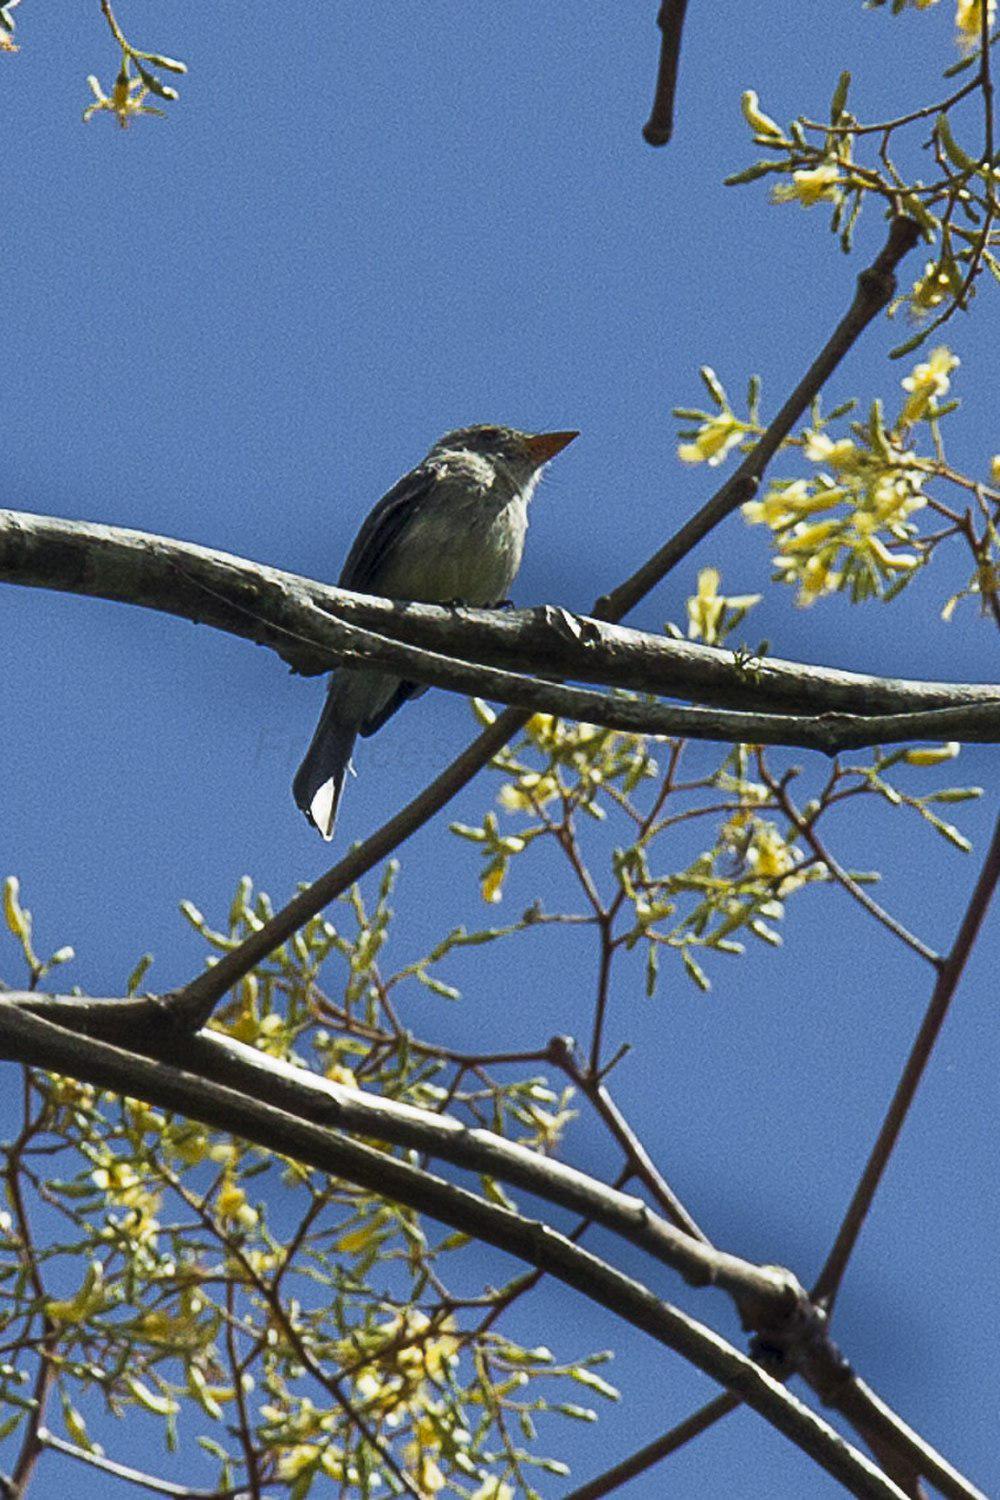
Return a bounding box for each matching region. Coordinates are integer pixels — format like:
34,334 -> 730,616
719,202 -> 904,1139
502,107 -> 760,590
293,424 -> 578,839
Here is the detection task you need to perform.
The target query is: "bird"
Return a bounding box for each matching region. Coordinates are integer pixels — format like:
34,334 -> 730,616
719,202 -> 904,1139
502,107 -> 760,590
293,423 -> 579,840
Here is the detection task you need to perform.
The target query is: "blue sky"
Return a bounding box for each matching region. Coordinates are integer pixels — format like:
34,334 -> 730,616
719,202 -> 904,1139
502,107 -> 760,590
3,2 -> 999,1496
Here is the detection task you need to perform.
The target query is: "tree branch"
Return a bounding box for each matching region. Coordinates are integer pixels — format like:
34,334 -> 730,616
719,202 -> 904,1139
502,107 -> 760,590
1,994 -> 817,1318
596,215 -> 922,620
643,1 -> 690,146
6,993 -> 986,1499
564,1393 -> 741,1500
812,808 -> 1000,1311
33,1428 -> 246,1500
3,510 -> 994,726
0,998 -> 910,1500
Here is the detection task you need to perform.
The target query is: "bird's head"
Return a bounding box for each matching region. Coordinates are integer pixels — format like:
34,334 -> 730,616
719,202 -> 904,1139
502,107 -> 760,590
430,424 -> 578,485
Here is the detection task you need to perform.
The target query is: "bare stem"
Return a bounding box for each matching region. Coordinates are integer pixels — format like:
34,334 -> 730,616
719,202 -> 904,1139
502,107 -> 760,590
563,1392 -> 741,1500
761,763 -> 941,969
643,0 -> 690,146
813,809 -> 1000,1310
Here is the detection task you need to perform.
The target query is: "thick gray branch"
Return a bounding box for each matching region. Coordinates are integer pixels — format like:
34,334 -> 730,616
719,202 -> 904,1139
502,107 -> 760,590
1,509 -> 997,751
0,996 -> 911,1500
7,991 -> 986,1500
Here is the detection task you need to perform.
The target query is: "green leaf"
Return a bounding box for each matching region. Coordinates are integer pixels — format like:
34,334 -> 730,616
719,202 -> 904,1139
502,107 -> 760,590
830,70 -> 851,123
724,159 -> 787,187
645,942 -> 659,998
920,810 -> 972,851
936,113 -> 978,175
0,1411 -> 22,1441
415,969 -> 461,1001
699,366 -> 729,409
553,1403 -> 597,1422
139,52 -> 188,74
942,49 -> 979,79
571,1367 -> 620,1400
681,949 -> 711,992
126,953 -> 154,995
889,325 -> 933,360
135,63 -> 179,101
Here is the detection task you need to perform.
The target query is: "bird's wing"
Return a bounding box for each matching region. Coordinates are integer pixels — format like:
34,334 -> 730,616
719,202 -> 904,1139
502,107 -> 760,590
338,462 -> 436,593
358,680 -> 429,738
337,462 -> 437,737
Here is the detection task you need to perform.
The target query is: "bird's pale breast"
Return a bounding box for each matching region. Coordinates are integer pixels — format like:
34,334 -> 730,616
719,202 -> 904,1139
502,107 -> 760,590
377,465 -> 531,607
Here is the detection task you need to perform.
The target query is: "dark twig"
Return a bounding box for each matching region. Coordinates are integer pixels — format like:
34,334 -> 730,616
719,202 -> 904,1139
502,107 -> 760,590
551,1037 -> 706,1241
597,216 -> 921,620
563,1392 -> 741,1500
643,0 -> 690,146
33,1428 -> 252,1499
5,1075 -> 58,1500
813,809 -> 1000,1311
761,764 -> 942,968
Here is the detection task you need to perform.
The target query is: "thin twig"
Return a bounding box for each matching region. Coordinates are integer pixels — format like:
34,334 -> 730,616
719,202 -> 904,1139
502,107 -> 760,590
552,1037 -> 707,1240
35,1427 -> 253,1498
563,1392 -> 741,1500
643,0 -> 690,146
813,809 -> 1000,1310
761,764 -> 942,968
4,1073 -> 58,1500
597,216 -> 921,621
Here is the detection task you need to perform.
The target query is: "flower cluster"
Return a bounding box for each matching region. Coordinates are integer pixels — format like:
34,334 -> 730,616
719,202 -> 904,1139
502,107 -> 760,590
674,348 -> 993,611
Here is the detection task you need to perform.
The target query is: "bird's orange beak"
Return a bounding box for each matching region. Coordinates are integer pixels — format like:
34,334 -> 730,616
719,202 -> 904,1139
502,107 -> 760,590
524,430 -> 579,467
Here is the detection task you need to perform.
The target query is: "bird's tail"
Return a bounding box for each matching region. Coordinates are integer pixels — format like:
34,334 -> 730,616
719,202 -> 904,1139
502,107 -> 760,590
292,695 -> 358,841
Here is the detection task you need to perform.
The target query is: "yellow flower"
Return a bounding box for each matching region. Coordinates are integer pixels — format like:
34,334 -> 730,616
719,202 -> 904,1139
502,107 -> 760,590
773,547 -> 843,605
83,63 -> 167,128
481,861 -> 507,904
524,712 -> 561,749
685,568 -> 760,645
471,1483 -> 516,1500
687,567 -> 724,642
990,455 -> 1000,485
740,90 -> 783,139
900,346 -> 959,424
803,432 -> 865,472
781,518 -> 844,553
344,1312 -> 461,1423
405,1419 -> 447,1494
678,414 -> 744,466
0,0 -> 18,50
772,162 -> 842,207
277,1443 -> 346,1482
216,1174 -> 259,1231
91,1159 -> 155,1211
325,1060 -> 358,1088
46,1262 -> 108,1323
864,535 -> 919,573
908,261 -> 953,317
903,742 -> 959,765
956,0 -> 996,50
870,464 -> 927,524
498,770 -> 560,812
743,478 -> 842,530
